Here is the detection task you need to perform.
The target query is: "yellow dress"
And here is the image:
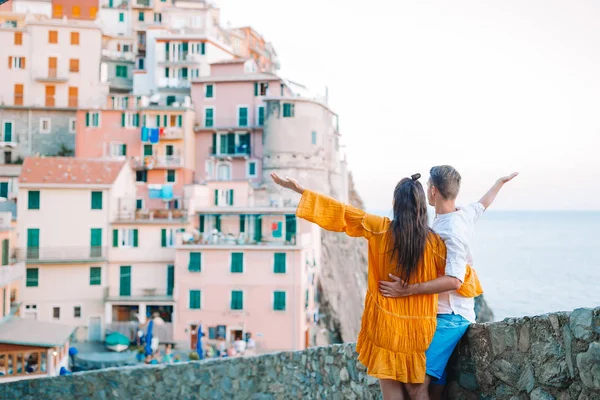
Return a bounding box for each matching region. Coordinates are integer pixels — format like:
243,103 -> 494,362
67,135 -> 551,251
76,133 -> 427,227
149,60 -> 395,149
296,190 -> 446,383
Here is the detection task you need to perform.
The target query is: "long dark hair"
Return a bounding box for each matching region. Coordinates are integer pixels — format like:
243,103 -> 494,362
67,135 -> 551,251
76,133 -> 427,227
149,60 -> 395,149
389,173 -> 430,283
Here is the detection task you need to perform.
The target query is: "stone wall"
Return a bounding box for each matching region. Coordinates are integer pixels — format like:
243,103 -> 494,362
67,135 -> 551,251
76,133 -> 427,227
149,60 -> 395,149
4,307 -> 599,400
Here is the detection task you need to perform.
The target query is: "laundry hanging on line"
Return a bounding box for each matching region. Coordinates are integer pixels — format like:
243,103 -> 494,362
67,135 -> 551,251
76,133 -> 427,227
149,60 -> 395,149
141,127 -> 149,142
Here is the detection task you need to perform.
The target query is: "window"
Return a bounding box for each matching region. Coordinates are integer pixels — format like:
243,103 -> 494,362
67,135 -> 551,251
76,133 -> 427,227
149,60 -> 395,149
39,118 -> 51,134
254,82 -> 268,96
90,7 -> 97,18
110,143 -> 127,157
119,266 -> 131,296
231,291 -> 243,310
14,32 -> 22,46
161,229 -> 175,248
312,131 -> 317,145
274,253 -> 286,273
113,229 -> 138,248
26,268 -> 38,287
238,107 -> 248,127
247,161 -> 257,178
205,84 -> 214,98
28,190 -> 40,209
48,30 -> 58,44
138,58 -> 145,70
53,307 -> 60,319
188,252 -> 201,272
136,170 -> 147,182
143,144 -> 153,156
205,160 -> 214,179
72,6 -> 80,17
230,253 -> 243,273
3,122 -> 13,142
154,13 -> 162,23
274,291 -> 286,311
116,65 -> 128,78
166,170 -> 176,183
136,199 -> 143,209
45,85 -> 55,107
91,191 -> 103,210
67,117 -> 76,133
69,86 -> 78,108
14,85 -> 23,106
71,32 -> 80,45
283,103 -> 295,118
121,113 -> 139,128
1,239 -> 8,266
204,108 -> 214,127
189,290 -> 201,309
85,112 -> 101,128
90,267 -> 101,285
69,59 -> 79,72
257,106 -> 265,126
138,11 -> 144,21
52,5 -> 62,18
74,306 -> 81,318
8,56 -> 25,69
214,188 -> 234,206
200,42 -> 206,55
119,12 -> 125,22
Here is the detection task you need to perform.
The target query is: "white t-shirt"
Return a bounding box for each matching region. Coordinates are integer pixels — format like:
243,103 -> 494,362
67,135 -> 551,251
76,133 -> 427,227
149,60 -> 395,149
234,339 -> 247,354
432,202 -> 485,323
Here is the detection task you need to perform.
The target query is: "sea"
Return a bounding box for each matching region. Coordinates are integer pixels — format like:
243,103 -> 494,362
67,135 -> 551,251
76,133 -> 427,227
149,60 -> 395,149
368,210 -> 600,321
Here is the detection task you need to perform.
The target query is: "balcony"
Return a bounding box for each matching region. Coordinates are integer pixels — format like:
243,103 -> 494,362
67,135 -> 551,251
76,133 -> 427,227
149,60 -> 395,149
159,53 -> 203,66
35,68 -> 68,83
115,208 -> 189,223
102,49 -> 135,62
132,0 -> 152,8
104,286 -> 175,302
157,78 -> 191,91
0,262 -> 24,287
132,155 -> 183,170
101,0 -> 129,8
109,77 -> 134,92
160,127 -> 184,140
195,118 -> 264,132
209,145 -> 250,158
16,246 -> 108,264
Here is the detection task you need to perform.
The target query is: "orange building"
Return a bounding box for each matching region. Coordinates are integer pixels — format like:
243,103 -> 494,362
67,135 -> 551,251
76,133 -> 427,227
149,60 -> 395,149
230,27 -> 279,73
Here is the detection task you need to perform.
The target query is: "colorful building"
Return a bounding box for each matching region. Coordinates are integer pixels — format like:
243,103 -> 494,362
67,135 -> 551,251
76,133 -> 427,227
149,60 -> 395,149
229,26 -> 279,73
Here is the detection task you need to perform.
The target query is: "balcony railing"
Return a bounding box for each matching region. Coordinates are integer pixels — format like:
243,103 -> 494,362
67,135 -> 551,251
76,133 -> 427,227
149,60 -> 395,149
13,94 -> 23,106
180,232 -> 298,247
101,0 -> 129,8
0,262 -> 24,287
45,96 -> 55,107
209,146 -> 251,158
132,155 -> 183,169
16,246 -> 108,263
195,118 -> 264,131
132,0 -> 152,7
160,127 -> 184,140
116,208 -> 189,222
68,96 -> 78,108
35,69 -> 68,82
160,53 -> 203,65
101,49 -> 135,62
157,78 -> 191,90
109,77 -> 134,91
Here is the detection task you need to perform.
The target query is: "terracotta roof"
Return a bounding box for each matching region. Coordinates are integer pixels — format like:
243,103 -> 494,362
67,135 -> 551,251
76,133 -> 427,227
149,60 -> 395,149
19,157 -> 126,186
211,58 -> 250,65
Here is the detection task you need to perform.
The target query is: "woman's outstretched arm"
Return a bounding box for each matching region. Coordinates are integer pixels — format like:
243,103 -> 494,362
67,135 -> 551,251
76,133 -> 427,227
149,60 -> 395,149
271,173 -> 385,238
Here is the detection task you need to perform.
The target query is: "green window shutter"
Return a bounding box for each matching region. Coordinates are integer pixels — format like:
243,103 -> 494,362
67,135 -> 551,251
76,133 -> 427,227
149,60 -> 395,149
231,252 -> 243,273
133,229 -> 139,247
119,266 -> 131,296
163,115 -> 167,127
285,215 -> 297,242
177,115 -> 182,127
1,239 -> 9,266
0,182 -> 8,199
134,113 -> 140,127
274,253 -> 286,273
254,215 -> 261,242
248,162 -> 256,176
91,191 -> 102,210
211,133 -> 216,154
167,170 -> 175,183
156,115 -> 160,127
189,290 -> 201,309
85,112 -> 90,127
167,265 -> 174,296
143,114 -> 147,127
26,228 -> 40,259
214,189 -> 218,206
90,267 -> 101,285
215,215 -> 221,231
28,191 -> 40,210
274,291 -> 286,311
121,113 -> 125,127
199,215 -> 205,233
188,252 -> 201,272
26,268 -> 39,287
258,106 -> 264,126
254,83 -> 258,96
305,289 -> 309,309
200,42 -> 205,54
112,229 -> 119,247
239,215 -> 245,233
228,189 -> 234,206
90,228 -> 102,246
144,144 -> 153,156
161,229 -> 167,247
122,144 -> 127,156
231,291 -> 243,310
206,85 -> 213,98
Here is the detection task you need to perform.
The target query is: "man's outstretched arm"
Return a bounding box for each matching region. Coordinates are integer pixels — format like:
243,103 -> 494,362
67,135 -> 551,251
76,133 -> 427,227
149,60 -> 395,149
479,172 -> 519,209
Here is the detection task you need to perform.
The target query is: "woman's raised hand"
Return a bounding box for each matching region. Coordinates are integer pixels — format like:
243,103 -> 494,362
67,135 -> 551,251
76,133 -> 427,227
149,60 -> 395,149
270,173 -> 305,194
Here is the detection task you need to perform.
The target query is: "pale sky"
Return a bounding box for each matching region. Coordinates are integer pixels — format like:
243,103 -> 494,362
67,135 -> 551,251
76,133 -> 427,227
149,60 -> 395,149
218,0 -> 600,210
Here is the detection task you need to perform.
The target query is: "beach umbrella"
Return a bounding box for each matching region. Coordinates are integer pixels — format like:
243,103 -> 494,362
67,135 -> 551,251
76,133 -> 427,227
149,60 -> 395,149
145,320 -> 154,356
196,324 -> 204,360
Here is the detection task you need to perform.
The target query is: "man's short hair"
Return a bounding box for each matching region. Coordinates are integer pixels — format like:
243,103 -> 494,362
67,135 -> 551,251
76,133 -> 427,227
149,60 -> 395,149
429,165 -> 461,200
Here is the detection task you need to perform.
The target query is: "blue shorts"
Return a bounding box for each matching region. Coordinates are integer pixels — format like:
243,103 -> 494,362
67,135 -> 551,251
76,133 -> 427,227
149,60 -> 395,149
425,313 -> 471,385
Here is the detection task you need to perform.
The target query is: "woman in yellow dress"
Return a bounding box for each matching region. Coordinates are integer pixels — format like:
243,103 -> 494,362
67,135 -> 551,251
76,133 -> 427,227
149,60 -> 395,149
271,172 -> 446,400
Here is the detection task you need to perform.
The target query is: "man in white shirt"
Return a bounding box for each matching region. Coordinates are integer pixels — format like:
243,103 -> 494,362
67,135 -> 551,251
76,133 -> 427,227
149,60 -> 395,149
380,165 -> 518,399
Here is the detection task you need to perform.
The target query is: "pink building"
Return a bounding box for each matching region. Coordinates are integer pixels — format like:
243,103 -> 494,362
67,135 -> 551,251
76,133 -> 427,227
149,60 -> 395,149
173,180 -> 321,353
191,59 -> 293,184
75,94 -> 196,210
